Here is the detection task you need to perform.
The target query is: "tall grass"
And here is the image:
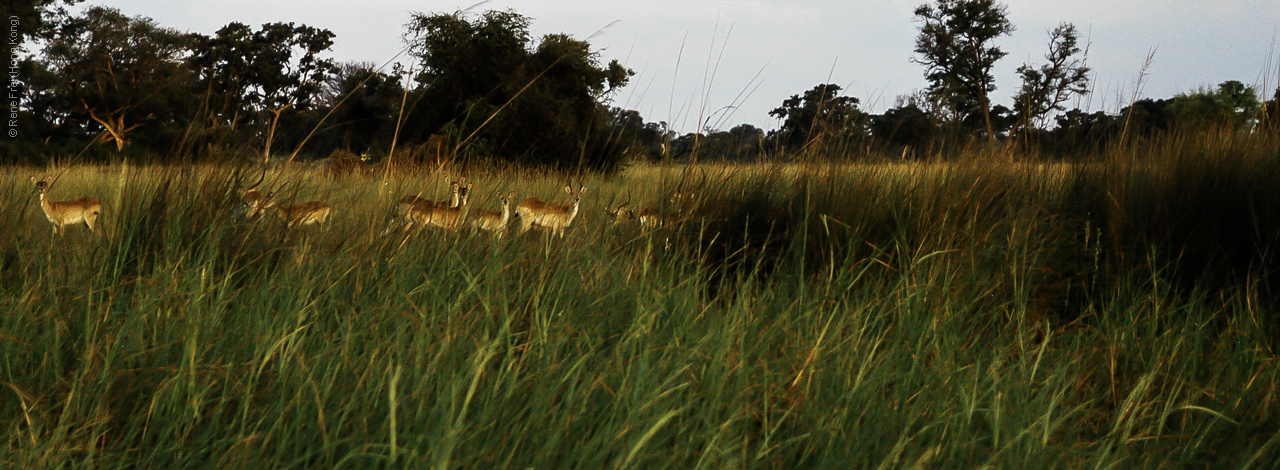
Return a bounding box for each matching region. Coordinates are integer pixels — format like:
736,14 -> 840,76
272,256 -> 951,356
2,131 -> 1278,468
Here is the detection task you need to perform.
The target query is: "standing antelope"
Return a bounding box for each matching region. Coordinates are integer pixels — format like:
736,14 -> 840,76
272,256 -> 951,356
398,178 -> 469,213
471,191 -> 516,238
516,185 -> 586,238
275,201 -> 332,229
412,191 -> 470,230
30,176 -> 101,236
386,181 -> 473,234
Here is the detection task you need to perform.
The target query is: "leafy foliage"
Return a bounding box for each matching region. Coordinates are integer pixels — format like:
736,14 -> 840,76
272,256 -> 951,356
318,62 -> 408,154
912,0 -> 1015,137
1012,23 -> 1090,132
187,22 -> 338,160
403,9 -> 633,170
1,0 -> 83,99
29,7 -> 196,151
768,84 -> 868,151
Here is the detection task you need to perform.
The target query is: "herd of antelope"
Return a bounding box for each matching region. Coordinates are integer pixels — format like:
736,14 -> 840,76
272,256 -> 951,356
380,178 -> 589,238
28,173 -> 696,240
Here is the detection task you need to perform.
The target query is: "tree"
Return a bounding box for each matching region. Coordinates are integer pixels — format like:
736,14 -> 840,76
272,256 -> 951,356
33,6 -> 195,151
871,102 -> 937,154
606,107 -> 669,162
1260,89 -> 1280,134
1045,108 -> 1118,155
670,125 -> 766,162
188,22 -> 337,160
768,84 -> 867,151
1119,98 -> 1175,138
912,0 -> 1014,139
2,0 -> 82,107
319,62 -> 407,154
403,9 -> 633,170
404,10 -> 529,137
1012,23 -> 1090,133
1167,80 -> 1260,131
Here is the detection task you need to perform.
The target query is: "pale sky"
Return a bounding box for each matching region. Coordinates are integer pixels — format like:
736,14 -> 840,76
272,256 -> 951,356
89,0 -> 1280,133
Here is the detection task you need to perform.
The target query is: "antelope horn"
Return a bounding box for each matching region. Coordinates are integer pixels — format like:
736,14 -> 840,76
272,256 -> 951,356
246,165 -> 268,191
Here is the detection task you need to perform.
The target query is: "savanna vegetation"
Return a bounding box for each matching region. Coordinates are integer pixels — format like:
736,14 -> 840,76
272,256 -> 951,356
4,0 -> 1280,467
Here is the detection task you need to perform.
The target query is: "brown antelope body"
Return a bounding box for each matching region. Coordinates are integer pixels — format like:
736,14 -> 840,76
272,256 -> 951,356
276,202 -> 332,228
399,180 -> 469,211
387,181 -> 473,234
605,192 -> 662,227
471,192 -> 516,238
635,207 -> 662,227
31,176 -> 101,236
516,185 -> 586,238
409,194 -> 470,230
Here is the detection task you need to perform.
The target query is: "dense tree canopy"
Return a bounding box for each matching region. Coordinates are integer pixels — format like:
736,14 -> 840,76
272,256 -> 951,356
188,22 -> 337,160
768,84 -> 868,151
30,7 -> 195,151
403,9 -> 633,170
2,0 -> 83,100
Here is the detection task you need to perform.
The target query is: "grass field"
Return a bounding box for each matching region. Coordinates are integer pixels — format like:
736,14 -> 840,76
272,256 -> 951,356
2,132 -> 1279,468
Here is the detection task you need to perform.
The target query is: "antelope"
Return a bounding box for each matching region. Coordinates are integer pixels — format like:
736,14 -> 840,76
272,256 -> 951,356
398,178 -> 469,213
411,191 -> 470,230
239,188 -> 276,221
471,191 -> 516,238
516,185 -> 586,238
275,201 -> 332,228
605,192 -> 662,227
604,201 -> 634,224
635,207 -> 662,227
386,181 -> 473,234
30,175 -> 101,236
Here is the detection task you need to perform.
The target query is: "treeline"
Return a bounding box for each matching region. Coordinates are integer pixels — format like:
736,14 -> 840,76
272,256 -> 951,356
667,0 -> 1280,162
7,6 -> 634,169
691,79 -> 1280,162
5,1 -> 1280,168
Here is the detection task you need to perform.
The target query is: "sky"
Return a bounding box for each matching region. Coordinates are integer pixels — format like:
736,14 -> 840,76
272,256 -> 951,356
86,0 -> 1280,133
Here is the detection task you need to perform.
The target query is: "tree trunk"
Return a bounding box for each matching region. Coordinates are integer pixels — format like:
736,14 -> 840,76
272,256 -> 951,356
87,106 -> 140,151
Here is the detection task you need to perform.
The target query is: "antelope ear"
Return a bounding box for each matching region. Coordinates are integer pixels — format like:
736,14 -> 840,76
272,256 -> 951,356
29,176 -> 37,184
580,186 -> 587,194
563,186 -> 572,194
